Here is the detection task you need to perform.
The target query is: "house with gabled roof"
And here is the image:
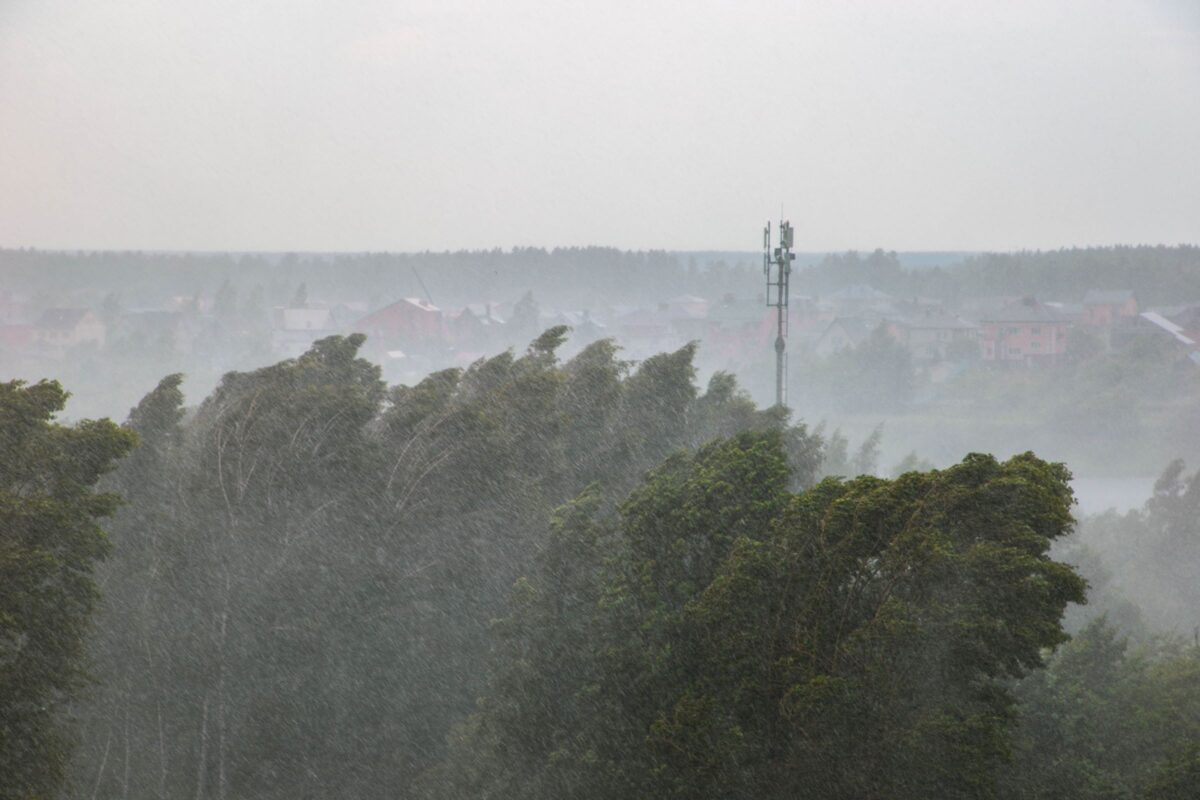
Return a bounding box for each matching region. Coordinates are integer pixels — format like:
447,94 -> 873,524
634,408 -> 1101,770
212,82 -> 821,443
543,310 -> 605,343
977,298 -> 1071,365
271,307 -> 336,357
813,317 -> 877,357
33,308 -> 105,355
351,298 -> 445,352
704,295 -> 773,360
886,313 -> 978,361
450,304 -> 505,348
1082,290 -> 1137,326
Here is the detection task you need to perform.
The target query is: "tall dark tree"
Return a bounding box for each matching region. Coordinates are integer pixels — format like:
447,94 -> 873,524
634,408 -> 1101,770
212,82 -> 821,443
0,380 -> 135,799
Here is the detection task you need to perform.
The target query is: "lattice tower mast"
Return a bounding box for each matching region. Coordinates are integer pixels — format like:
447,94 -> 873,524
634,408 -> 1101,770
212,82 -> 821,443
763,219 -> 795,408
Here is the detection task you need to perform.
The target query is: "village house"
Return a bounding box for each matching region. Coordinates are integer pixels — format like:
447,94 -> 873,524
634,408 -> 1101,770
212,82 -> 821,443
704,295 -> 773,361
1043,301 -> 1087,325
886,313 -> 978,361
977,299 -> 1071,365
328,301 -> 370,329
272,307 -> 336,358
1082,290 -> 1138,327
33,308 -> 106,356
611,307 -> 676,356
542,310 -> 606,344
449,303 -> 505,349
787,296 -> 832,352
351,298 -> 445,353
812,317 -> 877,358
658,294 -> 711,340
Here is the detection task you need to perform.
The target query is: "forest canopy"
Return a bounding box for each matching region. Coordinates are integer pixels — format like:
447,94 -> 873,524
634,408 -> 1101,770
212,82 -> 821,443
1,332 -> 1196,800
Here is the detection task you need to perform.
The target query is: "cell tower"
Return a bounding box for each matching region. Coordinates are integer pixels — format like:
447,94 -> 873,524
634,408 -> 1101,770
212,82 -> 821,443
763,218 -> 795,408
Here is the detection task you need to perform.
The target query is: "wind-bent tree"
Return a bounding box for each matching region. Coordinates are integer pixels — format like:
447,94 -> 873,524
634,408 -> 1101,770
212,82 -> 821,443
432,440 -> 1086,800
76,374 -> 186,800
71,331 -> 823,800
0,380 -> 135,799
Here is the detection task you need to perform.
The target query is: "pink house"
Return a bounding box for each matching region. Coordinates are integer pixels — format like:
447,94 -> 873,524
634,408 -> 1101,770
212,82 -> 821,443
1082,290 -> 1137,326
978,299 -> 1071,365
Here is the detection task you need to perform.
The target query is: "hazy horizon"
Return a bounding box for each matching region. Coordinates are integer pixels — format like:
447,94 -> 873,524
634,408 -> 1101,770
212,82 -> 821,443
3,0 -> 1198,253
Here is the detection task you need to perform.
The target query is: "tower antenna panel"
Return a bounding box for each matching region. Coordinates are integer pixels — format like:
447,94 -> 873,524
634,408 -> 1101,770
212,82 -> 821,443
762,216 -> 795,408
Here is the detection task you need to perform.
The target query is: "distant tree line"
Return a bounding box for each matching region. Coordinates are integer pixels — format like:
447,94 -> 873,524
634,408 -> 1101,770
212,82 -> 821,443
4,244 -> 1198,314
0,248 -> 704,311
797,245 -> 1200,305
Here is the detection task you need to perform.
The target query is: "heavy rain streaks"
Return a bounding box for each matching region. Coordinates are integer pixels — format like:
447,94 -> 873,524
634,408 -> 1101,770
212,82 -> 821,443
3,2 -> 1200,798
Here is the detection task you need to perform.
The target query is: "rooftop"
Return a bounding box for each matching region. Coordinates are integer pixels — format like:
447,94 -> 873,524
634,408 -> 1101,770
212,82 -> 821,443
1083,289 -> 1135,305
977,299 -> 1070,323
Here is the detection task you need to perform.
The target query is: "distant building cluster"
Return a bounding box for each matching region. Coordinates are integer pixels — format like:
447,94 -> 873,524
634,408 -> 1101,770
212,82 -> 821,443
3,281 -> 1199,390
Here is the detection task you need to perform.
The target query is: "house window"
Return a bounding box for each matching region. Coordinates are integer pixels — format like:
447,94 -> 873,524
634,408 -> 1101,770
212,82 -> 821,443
1031,341 -> 1041,350
1031,327 -> 1040,335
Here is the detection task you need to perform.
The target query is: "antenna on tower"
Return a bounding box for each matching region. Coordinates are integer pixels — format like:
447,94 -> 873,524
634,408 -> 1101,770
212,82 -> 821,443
763,216 -> 796,408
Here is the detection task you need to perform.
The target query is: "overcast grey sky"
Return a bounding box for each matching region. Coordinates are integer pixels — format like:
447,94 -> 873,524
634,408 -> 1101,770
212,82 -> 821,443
1,0 -> 1197,252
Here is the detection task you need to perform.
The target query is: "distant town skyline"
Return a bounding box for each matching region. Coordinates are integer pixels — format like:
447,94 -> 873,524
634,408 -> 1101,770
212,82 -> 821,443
1,0 -> 1197,253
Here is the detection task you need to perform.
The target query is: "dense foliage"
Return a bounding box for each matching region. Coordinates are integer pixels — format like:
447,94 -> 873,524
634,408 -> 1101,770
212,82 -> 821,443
0,380 -> 135,799
0,330 -> 1190,798
69,332 -> 821,799
428,442 -> 1086,799
1002,619 -> 1200,800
